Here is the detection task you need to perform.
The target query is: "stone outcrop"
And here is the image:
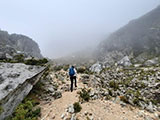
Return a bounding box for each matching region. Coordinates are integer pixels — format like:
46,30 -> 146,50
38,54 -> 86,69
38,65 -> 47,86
0,63 -> 46,120
89,62 -> 102,73
117,56 -> 132,67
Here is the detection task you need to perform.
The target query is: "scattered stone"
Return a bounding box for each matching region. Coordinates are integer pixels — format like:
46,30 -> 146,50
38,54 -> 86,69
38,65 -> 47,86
61,113 -> 66,119
138,110 -> 145,118
114,96 -> 121,104
48,86 -> 55,93
71,113 -> 76,120
157,107 -> 160,112
146,102 -> 154,113
84,111 -> 88,116
154,113 -> 160,120
144,116 -> 153,120
68,104 -> 74,114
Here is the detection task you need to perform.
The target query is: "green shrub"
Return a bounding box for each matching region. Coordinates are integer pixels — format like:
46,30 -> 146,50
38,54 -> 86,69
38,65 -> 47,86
13,54 -> 25,63
73,102 -> 82,113
109,81 -> 119,90
32,81 -> 44,95
0,106 -> 3,114
63,65 -> 69,71
108,89 -> 113,96
105,95 -> 112,100
7,98 -> 41,120
53,65 -> 63,72
133,98 -> 140,105
79,88 -> 90,102
77,67 -> 86,73
25,58 -> 48,65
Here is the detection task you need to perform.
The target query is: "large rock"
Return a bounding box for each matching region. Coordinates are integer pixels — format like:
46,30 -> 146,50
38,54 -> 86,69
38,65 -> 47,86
117,56 -> 132,67
90,62 -> 102,73
0,63 -> 46,119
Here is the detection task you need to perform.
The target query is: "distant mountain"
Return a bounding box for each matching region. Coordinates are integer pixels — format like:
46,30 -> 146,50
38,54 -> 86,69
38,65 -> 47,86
0,29 -> 42,59
97,5 -> 160,64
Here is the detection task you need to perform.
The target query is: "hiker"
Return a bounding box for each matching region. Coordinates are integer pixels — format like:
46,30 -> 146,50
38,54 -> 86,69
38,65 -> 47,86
69,66 -> 77,92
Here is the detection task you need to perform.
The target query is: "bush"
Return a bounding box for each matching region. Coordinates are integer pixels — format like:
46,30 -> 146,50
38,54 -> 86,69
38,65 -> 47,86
0,106 -> 3,114
79,88 -> 90,102
13,54 -> 25,63
7,98 -> 41,120
25,58 -> 48,65
73,102 -> 82,113
63,65 -> 69,71
77,67 -> 86,73
109,80 -> 119,90
105,95 -> 112,100
53,65 -> 63,72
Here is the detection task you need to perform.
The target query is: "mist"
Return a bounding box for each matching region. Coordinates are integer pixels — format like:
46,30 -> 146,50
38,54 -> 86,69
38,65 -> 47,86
0,0 -> 159,58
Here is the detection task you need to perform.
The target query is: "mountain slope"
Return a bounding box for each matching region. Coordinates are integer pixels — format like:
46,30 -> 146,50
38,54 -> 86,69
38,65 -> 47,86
97,5 -> 160,62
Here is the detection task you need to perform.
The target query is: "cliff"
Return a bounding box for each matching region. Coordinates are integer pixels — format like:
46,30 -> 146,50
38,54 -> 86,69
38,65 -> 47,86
0,30 -> 43,59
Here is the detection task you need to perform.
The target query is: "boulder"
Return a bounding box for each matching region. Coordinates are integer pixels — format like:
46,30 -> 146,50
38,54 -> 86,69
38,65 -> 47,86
67,104 -> 74,114
90,62 -> 102,73
117,56 -> 132,67
0,63 -> 46,120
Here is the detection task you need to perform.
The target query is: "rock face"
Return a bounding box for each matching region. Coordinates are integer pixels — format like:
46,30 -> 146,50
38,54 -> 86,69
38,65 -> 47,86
0,63 -> 46,120
144,57 -> 159,66
117,56 -> 132,67
0,30 -> 43,59
97,5 -> 160,64
89,62 -> 102,73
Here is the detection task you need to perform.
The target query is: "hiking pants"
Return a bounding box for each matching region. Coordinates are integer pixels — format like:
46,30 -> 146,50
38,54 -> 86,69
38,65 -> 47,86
70,76 -> 77,92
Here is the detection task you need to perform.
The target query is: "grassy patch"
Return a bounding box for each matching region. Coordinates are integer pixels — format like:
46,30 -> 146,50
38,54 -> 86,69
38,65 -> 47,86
77,67 -> 86,74
25,58 -> 48,66
63,65 -> 69,71
79,88 -> 90,102
53,65 -> 63,72
73,102 -> 82,113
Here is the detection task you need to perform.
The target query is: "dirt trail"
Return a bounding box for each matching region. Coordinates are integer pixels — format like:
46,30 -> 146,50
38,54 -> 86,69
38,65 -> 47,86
40,76 -> 84,120
39,74 -> 156,120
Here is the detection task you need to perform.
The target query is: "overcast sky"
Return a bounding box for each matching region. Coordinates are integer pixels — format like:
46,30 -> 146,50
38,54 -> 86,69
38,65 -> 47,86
0,0 -> 160,58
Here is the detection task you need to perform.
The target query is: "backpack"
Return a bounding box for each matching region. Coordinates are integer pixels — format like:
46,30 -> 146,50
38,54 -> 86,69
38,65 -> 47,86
69,67 -> 75,76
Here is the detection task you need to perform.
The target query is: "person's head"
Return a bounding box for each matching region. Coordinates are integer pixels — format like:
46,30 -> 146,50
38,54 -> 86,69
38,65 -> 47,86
72,66 -> 74,68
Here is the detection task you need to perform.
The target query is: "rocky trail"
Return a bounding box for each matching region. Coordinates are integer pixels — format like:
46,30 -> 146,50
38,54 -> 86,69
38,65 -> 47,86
38,70 -> 158,120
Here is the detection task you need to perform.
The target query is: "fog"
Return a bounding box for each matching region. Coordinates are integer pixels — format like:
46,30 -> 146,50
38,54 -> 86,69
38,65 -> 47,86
0,0 -> 159,58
